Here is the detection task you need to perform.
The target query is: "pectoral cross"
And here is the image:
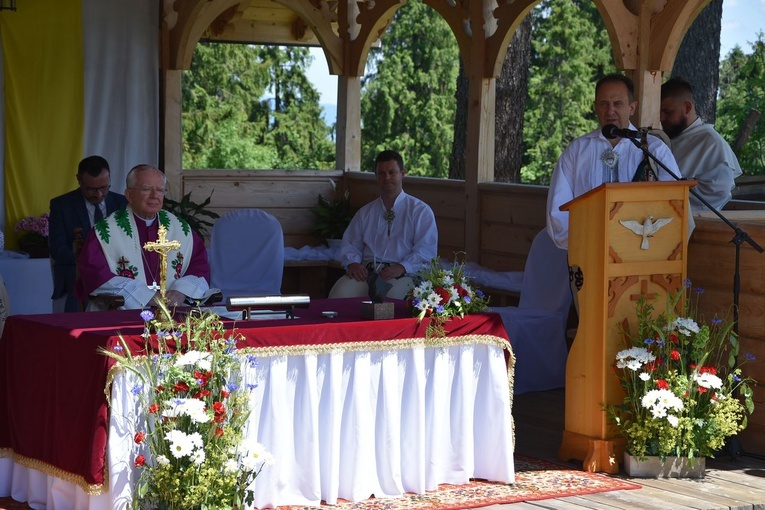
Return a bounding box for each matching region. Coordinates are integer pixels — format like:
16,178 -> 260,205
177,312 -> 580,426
143,225 -> 181,306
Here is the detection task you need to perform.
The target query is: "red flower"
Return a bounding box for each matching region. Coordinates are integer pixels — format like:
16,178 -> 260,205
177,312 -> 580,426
656,379 -> 669,390
173,381 -> 190,394
670,334 -> 679,344
644,362 -> 656,372
134,455 -> 146,467
134,431 -> 146,444
193,389 -> 211,399
700,366 -> 717,375
214,427 -> 225,437
221,390 -> 230,399
698,387 -> 708,393
119,270 -> 135,279
148,403 -> 160,414
670,350 -> 680,361
156,385 -> 164,392
453,284 -> 469,297
689,363 -> 697,370
434,287 -> 451,304
213,401 -> 227,423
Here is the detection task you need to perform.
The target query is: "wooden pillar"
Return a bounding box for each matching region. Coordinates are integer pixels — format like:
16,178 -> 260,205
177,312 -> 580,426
162,69 -> 183,198
336,75 -> 361,173
463,76 -> 496,261
629,70 -> 663,130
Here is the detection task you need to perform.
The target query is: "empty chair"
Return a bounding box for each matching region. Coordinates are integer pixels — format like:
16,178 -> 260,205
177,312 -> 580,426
491,229 -> 572,394
210,209 -> 284,300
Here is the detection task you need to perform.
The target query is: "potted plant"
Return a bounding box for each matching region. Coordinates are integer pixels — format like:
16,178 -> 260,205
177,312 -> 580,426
606,280 -> 756,478
312,190 -> 353,248
163,191 -> 220,239
15,212 -> 50,258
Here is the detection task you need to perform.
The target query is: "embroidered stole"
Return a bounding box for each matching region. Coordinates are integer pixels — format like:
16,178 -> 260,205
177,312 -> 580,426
94,206 -> 194,284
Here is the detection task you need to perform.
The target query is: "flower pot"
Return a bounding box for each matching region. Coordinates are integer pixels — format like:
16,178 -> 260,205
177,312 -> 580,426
623,452 -> 705,478
19,239 -> 49,259
325,238 -> 343,249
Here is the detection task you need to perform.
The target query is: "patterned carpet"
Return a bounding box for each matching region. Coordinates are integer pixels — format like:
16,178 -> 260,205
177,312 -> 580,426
0,455 -> 641,510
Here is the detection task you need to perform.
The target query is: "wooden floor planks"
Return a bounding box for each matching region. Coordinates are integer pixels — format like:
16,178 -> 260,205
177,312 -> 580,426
493,388 -> 765,509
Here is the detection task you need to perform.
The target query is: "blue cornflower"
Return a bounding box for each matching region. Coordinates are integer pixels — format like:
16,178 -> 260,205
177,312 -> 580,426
683,278 -> 692,288
656,339 -> 665,347
131,385 -> 143,396
476,290 -> 485,298
644,338 -> 654,345
113,344 -> 124,352
227,382 -> 239,392
246,383 -> 259,390
246,355 -> 258,368
436,305 -> 445,314
712,318 -> 723,325
733,374 -> 742,382
694,287 -> 705,294
140,310 -> 154,322
464,296 -> 472,304
412,297 -> 421,307
745,353 -> 756,361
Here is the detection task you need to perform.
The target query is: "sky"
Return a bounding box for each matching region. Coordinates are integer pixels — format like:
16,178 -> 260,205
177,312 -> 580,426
306,0 -> 763,108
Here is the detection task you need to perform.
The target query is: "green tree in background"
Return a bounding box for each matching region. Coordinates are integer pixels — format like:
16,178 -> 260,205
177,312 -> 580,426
182,42 -> 334,170
360,0 -> 459,176
716,33 -> 765,176
521,0 -> 614,184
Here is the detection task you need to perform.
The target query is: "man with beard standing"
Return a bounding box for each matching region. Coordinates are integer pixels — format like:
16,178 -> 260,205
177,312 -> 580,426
660,77 -> 742,213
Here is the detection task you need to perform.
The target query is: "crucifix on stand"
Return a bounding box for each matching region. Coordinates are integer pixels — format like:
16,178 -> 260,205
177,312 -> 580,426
143,225 -> 181,310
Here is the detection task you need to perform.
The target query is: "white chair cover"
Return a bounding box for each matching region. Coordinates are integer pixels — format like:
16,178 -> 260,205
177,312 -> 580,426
210,209 -> 284,300
491,229 -> 571,394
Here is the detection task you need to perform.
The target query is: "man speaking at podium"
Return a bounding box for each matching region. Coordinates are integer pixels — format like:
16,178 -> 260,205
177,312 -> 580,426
546,73 -> 680,250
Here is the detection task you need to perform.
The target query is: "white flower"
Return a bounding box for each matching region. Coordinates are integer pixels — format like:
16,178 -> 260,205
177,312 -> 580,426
426,292 -> 442,308
165,430 -> 196,459
666,414 -> 679,427
241,440 -> 274,471
641,389 -> 684,417
175,350 -> 212,371
441,274 -> 455,286
639,372 -> 651,381
625,359 -> 642,371
191,448 -> 206,465
673,317 -> 700,336
224,459 -> 238,473
156,455 -> 170,466
693,372 -> 723,390
162,398 -> 211,424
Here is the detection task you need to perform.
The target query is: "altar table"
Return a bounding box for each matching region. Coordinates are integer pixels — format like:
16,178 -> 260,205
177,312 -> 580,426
0,299 -> 515,509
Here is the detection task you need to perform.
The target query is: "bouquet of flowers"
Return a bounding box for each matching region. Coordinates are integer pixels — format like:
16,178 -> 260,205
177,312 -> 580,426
14,212 -> 49,257
407,257 -> 489,338
102,304 -> 272,510
606,280 -> 756,463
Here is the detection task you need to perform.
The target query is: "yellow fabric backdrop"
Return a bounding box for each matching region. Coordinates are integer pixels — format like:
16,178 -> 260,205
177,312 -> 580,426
1,0 -> 83,248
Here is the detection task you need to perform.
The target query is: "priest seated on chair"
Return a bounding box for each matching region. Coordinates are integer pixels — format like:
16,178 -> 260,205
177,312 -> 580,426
75,164 -> 213,310
328,150 -> 438,300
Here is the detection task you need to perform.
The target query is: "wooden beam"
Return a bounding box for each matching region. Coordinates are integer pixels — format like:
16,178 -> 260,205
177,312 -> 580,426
336,75 -> 361,172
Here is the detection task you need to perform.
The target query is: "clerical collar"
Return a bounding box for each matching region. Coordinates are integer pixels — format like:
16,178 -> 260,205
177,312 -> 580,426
135,213 -> 158,226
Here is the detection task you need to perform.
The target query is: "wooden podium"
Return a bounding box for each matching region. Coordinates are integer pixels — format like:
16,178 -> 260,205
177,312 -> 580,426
557,181 -> 694,473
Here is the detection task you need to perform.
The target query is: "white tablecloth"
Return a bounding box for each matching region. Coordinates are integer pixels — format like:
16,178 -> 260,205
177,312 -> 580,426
1,339 -> 514,509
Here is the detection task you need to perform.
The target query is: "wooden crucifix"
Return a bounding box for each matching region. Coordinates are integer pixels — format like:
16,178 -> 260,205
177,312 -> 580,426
143,224 -> 181,306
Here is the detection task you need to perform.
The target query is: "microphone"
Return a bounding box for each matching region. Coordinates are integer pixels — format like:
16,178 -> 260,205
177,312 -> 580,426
602,124 -> 641,140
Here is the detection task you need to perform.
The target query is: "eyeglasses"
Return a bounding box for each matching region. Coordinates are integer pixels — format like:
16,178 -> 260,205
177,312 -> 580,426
82,185 -> 111,194
131,186 -> 167,195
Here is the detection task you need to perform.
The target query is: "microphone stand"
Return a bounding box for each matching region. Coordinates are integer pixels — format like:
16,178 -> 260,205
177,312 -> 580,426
628,133 -> 763,333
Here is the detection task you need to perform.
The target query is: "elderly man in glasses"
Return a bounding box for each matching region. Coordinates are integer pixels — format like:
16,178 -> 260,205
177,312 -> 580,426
76,164 -> 213,310
49,155 -> 128,312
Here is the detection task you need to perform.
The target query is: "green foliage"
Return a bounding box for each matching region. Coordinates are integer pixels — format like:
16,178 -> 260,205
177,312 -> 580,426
522,0 -> 615,184
182,42 -> 335,170
163,192 -> 220,239
360,0 -> 459,177
716,33 -> 765,176
312,192 -> 353,240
